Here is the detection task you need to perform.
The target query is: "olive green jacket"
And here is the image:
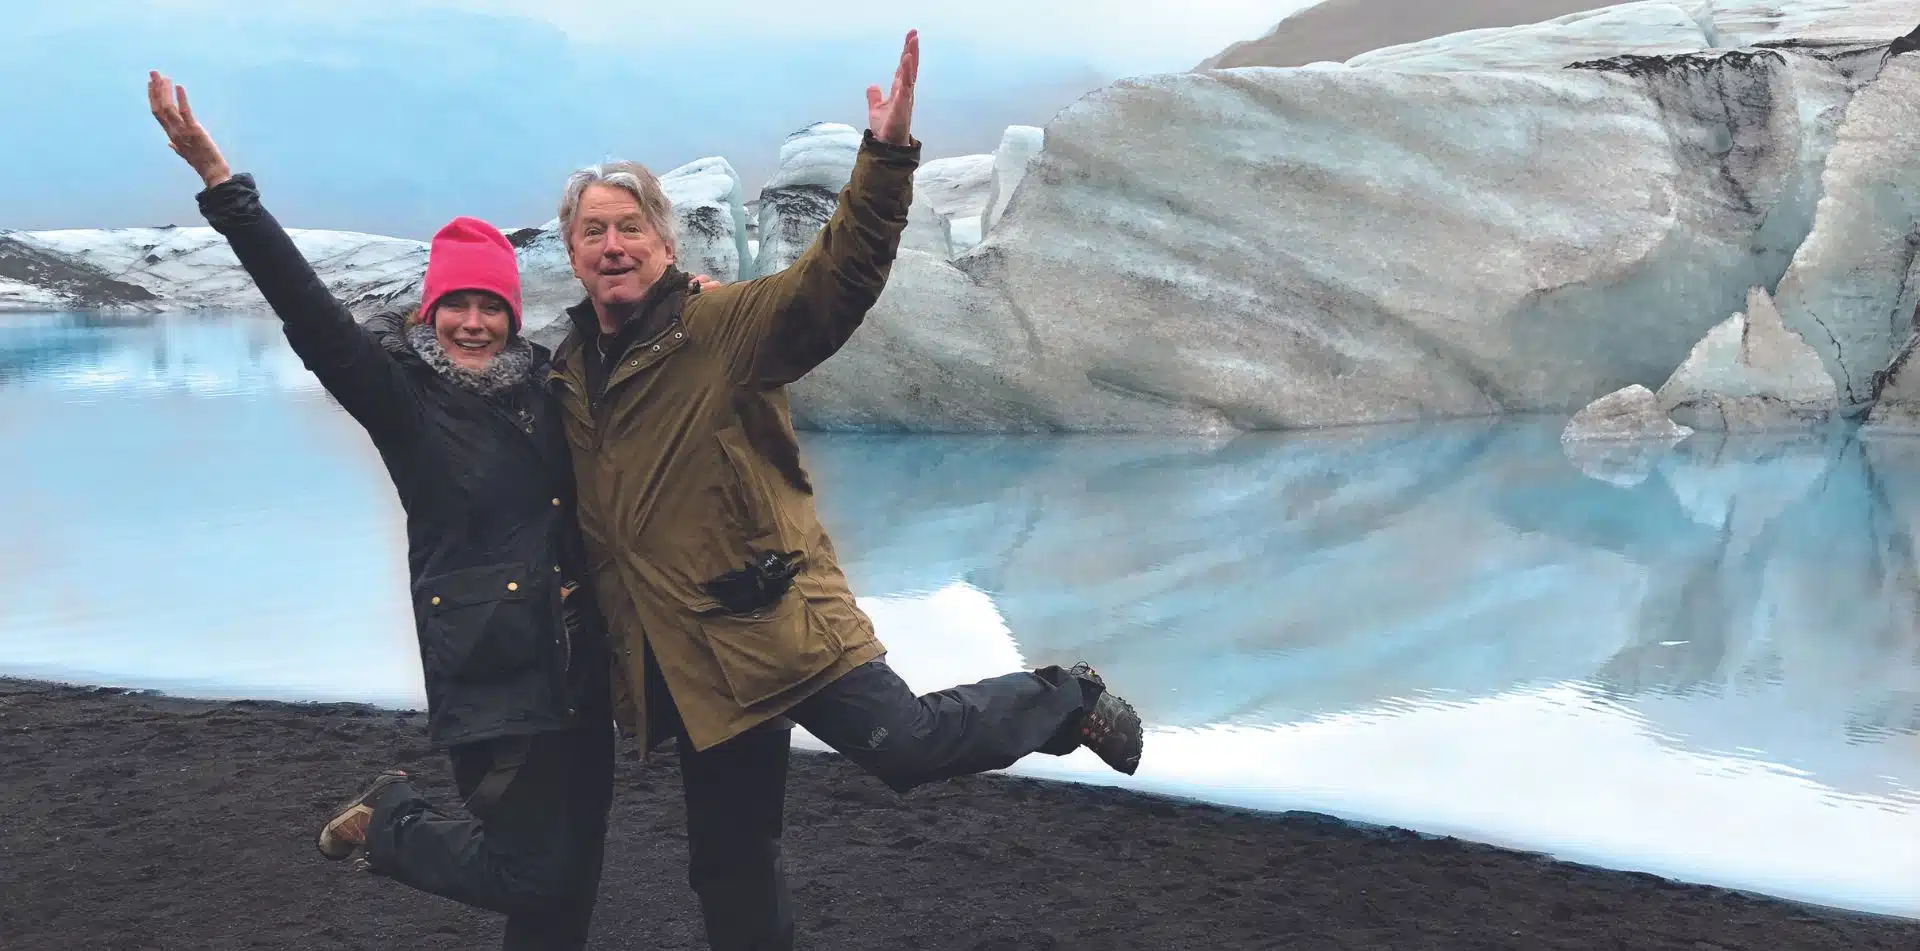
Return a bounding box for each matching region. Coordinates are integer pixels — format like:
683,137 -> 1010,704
547,131 -> 919,751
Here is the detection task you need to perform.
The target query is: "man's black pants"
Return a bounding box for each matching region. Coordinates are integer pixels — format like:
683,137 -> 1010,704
363,721 -> 616,951
661,657 -> 1102,951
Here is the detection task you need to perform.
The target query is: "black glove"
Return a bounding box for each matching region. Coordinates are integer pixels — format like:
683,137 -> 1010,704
702,550 -> 804,615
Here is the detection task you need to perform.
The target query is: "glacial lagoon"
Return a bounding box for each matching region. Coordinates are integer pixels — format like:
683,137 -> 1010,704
2,311 -> 1916,919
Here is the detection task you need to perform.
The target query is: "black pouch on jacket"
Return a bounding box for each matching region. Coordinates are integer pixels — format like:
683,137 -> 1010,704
702,550 -> 805,615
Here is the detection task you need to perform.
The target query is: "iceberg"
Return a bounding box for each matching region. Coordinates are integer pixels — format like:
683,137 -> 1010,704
1657,286 -> 1841,429
902,190 -> 951,258
1563,384 -> 1693,442
915,154 -> 994,254
660,157 -> 751,284
915,154 -> 994,222
795,48 -> 1854,433
753,122 -> 860,277
1560,383 -> 1694,487
982,125 -> 1044,237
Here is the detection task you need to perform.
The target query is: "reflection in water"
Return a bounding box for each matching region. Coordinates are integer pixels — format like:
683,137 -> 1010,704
0,313 -> 417,706
2,313 -> 1917,918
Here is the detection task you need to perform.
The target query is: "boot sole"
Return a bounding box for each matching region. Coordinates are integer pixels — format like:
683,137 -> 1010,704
1084,695 -> 1144,775
315,771 -> 406,861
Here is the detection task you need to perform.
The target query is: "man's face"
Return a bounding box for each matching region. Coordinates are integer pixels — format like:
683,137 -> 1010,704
432,291 -> 513,371
567,184 -> 673,312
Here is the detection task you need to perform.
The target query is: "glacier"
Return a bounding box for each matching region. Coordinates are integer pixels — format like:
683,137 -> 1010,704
4,225 -> 428,316
791,46 -> 1859,432
10,1 -> 1920,434
1336,0 -> 1920,74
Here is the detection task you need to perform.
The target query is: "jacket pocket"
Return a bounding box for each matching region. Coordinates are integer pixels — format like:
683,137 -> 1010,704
416,563 -> 548,683
692,590 -> 837,708
712,424 -> 795,550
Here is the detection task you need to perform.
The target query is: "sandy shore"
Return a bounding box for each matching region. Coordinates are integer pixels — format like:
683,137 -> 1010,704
3,677 -> 1915,950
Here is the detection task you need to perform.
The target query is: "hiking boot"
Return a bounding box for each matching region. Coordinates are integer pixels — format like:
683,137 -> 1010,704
316,769 -> 408,861
1069,663 -> 1143,775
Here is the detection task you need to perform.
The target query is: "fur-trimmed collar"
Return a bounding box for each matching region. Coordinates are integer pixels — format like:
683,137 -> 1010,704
403,322 -> 536,398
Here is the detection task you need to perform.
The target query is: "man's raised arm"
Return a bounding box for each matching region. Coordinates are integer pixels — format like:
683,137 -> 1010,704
706,30 -> 922,389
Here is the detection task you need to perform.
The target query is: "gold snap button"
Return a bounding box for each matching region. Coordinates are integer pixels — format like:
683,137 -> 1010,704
551,498 -> 561,506
430,596 -> 441,606
507,582 -> 519,592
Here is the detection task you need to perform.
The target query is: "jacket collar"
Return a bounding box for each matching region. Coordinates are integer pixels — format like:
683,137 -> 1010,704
563,265 -> 690,358
362,308 -> 551,395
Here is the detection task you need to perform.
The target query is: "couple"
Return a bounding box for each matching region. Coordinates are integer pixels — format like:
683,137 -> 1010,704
149,29 -> 1143,951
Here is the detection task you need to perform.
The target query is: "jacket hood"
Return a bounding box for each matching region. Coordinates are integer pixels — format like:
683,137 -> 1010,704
363,309 -> 415,361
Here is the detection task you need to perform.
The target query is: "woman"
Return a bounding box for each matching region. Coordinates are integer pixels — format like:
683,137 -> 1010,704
147,71 -> 711,951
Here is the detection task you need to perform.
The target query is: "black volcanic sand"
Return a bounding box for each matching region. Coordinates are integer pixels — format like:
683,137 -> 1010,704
3,679 -> 1915,950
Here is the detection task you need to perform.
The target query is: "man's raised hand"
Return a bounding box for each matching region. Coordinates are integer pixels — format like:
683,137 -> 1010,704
866,30 -> 918,146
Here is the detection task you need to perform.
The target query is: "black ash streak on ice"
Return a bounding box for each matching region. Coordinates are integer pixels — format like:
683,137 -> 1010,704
0,234 -> 156,307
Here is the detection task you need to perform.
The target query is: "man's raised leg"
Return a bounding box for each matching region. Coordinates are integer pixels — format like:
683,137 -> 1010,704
789,659 -> 1142,795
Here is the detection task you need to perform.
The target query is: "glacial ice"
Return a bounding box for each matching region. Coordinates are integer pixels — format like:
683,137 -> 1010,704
6,153 -> 753,339
915,155 -> 995,222
1336,0 -> 1920,75
1657,286 -> 1840,430
1861,331 -> 1920,433
902,190 -> 952,259
1562,384 -> 1693,441
13,2 -> 1920,434
0,233 -> 159,310
7,226 -> 427,316
1771,53 -> 1920,410
982,125 -> 1044,237
1345,2 -> 1713,72
660,157 -> 751,284
1560,384 -> 1693,486
753,122 -> 860,277
946,216 -> 983,254
796,48 -> 1855,432
914,155 -> 994,254
1710,0 -> 1920,48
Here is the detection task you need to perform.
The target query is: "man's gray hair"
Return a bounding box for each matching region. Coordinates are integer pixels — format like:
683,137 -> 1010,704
557,161 -> 677,256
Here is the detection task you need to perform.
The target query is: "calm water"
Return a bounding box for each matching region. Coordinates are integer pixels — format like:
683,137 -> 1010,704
3,311 -> 1918,918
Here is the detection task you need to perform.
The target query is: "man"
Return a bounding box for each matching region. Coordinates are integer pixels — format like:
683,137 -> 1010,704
545,30 -> 1145,950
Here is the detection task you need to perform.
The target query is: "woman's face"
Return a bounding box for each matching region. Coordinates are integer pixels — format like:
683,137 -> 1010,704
433,291 -> 513,371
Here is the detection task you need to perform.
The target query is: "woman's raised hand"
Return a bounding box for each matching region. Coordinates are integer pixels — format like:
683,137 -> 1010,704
148,71 -> 232,189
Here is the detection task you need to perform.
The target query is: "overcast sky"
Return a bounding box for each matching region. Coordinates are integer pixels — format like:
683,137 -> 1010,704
1,0 -> 1315,238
